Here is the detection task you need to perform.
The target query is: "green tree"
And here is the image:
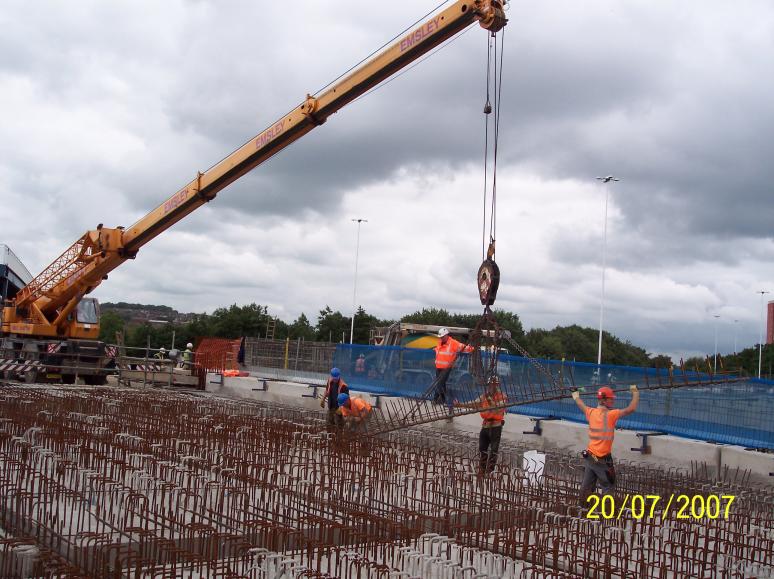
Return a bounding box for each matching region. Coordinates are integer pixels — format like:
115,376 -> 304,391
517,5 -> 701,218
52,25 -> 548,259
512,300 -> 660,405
535,334 -> 565,360
401,308 -> 455,326
351,305 -> 390,344
271,318 -> 291,340
289,313 -> 316,341
210,303 -> 269,338
176,314 -> 213,346
520,325 -> 653,366
489,310 -> 525,341
649,354 -> 673,368
689,343 -> 773,378
683,356 -> 712,372
98,310 -> 125,343
403,307 -> 523,336
316,306 -> 351,343
560,326 -> 592,360
126,323 -> 157,350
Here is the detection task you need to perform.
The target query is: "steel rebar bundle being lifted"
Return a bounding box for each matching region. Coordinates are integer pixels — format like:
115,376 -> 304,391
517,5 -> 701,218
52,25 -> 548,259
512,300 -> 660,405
359,307 -> 749,438
0,384 -> 771,578
364,14 -> 751,443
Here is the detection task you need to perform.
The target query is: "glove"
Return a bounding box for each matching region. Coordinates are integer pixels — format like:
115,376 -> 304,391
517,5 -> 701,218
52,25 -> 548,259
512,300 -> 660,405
571,391 -> 580,401
629,385 -> 638,393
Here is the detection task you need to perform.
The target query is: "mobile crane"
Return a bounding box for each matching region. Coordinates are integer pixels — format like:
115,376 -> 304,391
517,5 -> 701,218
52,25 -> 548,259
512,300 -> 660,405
0,1 -> 507,384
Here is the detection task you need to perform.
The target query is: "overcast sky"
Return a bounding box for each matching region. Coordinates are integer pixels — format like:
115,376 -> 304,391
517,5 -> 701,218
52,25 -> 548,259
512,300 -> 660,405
2,0 -> 773,361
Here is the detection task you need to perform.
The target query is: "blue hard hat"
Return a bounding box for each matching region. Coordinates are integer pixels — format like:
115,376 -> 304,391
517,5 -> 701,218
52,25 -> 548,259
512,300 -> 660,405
330,367 -> 341,379
337,393 -> 349,406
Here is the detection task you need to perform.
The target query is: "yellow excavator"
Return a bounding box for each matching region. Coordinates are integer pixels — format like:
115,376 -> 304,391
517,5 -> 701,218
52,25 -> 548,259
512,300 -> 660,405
0,1 -> 507,384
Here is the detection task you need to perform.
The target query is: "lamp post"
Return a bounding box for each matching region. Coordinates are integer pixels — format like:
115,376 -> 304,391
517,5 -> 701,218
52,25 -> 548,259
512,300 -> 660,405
349,218 -> 368,345
595,175 -> 619,367
712,314 -> 720,373
758,290 -> 769,378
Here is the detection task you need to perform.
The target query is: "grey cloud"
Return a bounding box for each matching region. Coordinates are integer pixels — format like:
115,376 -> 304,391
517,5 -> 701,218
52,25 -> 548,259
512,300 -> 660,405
4,0 -> 774,363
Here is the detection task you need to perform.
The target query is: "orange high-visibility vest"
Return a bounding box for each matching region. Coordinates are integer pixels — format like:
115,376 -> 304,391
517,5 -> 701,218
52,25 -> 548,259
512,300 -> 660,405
480,391 -> 507,423
340,398 -> 372,419
435,337 -> 471,369
584,406 -> 622,457
323,377 -> 348,400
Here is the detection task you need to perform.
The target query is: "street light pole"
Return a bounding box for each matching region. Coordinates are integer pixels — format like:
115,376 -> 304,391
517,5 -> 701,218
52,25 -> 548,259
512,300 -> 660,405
349,218 -> 368,345
595,175 -> 619,367
712,314 -> 720,373
758,290 -> 769,378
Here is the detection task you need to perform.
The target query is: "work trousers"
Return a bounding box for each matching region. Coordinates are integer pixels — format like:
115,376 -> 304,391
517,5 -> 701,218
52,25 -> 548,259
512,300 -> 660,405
344,416 -> 370,432
478,424 -> 503,475
326,409 -> 343,429
579,452 -> 616,504
433,367 -> 452,404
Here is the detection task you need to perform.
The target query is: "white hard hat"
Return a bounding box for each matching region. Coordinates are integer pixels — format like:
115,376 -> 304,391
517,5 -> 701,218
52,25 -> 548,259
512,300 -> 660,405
187,343 -> 193,348
159,347 -> 166,352
438,327 -> 450,338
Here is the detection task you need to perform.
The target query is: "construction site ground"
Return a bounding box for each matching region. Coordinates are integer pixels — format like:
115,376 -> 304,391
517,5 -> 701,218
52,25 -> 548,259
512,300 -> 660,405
0,375 -> 772,578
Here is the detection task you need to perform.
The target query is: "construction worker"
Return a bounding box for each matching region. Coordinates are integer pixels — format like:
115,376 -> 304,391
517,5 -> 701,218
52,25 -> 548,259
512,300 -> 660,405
336,392 -> 372,430
572,384 -> 639,503
355,354 -> 366,375
154,347 -> 166,360
453,376 -> 508,475
433,328 -> 473,405
321,368 -> 349,428
181,343 -> 194,368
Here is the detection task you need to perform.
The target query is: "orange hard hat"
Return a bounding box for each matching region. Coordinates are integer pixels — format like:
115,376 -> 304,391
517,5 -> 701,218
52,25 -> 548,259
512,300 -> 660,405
597,386 -> 615,400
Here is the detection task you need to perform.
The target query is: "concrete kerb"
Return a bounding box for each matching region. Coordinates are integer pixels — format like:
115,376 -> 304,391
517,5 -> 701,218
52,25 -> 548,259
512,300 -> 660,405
207,373 -> 774,483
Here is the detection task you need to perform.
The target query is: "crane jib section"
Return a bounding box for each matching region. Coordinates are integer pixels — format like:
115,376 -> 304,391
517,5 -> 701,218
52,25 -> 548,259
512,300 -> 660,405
400,16 -> 446,52
121,1 -> 506,254
7,0 -> 507,338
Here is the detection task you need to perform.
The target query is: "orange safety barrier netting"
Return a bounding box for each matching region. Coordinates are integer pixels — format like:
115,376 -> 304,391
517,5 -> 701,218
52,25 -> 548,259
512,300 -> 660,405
194,337 -> 241,374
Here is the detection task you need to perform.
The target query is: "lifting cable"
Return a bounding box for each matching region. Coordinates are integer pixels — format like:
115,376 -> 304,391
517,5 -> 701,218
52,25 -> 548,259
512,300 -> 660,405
477,26 -> 506,311
470,20 -> 560,389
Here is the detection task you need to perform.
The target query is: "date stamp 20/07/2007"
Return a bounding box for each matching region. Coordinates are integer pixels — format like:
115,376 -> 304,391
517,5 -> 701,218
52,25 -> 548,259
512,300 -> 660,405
585,494 -> 736,520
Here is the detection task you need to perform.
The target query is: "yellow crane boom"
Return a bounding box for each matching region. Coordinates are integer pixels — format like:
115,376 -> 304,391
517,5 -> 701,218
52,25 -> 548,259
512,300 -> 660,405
3,0 -> 507,343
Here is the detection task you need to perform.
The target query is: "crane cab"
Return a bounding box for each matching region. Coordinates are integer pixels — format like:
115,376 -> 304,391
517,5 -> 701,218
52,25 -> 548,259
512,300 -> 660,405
70,297 -> 101,339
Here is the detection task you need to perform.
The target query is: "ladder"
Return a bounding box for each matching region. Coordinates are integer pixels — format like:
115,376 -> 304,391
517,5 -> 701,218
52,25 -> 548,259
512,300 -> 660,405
266,317 -> 277,340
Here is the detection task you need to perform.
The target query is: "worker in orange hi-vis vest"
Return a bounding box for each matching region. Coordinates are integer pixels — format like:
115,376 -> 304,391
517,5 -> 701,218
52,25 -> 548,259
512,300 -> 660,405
433,327 -> 473,405
453,376 -> 508,475
572,384 -> 639,504
320,368 -> 349,429
336,392 -> 372,431
354,354 -> 366,375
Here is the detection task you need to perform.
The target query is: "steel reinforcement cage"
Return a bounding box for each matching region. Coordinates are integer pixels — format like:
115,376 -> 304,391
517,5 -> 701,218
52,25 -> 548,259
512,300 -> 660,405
243,339 -> 774,450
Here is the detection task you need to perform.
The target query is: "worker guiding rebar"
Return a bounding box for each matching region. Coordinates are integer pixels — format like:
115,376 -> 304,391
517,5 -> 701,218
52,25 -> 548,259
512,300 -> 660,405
572,384 -> 640,504
433,327 -> 474,405
321,367 -> 349,429
4,0 -> 773,575
336,391 -> 373,431
453,375 -> 507,475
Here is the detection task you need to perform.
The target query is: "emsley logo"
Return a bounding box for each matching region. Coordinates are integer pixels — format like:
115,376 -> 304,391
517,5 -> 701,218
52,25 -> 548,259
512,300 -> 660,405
163,189 -> 189,215
256,120 -> 285,148
399,16 -> 443,52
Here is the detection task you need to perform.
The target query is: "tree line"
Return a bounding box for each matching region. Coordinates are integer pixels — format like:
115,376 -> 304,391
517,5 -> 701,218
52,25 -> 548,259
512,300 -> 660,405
99,302 -> 773,373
